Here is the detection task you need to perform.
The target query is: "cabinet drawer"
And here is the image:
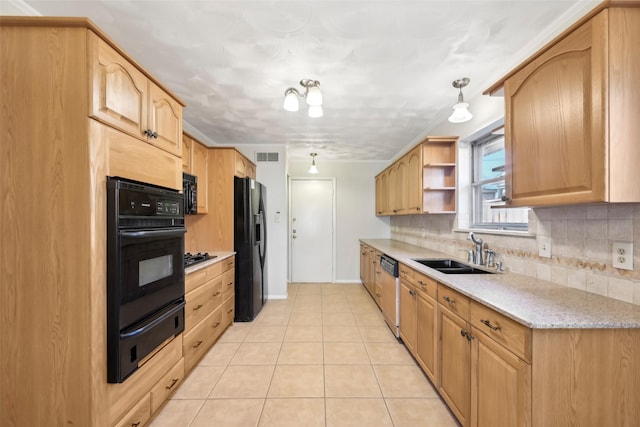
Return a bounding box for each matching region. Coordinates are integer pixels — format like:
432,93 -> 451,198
471,302 -> 532,362
150,358 -> 185,413
183,306 -> 223,372
413,271 -> 437,299
223,294 -> 235,326
185,275 -> 222,332
398,263 -> 414,282
437,284 -> 470,321
185,261 -> 223,293
222,268 -> 235,299
223,256 -> 235,272
113,393 -> 151,427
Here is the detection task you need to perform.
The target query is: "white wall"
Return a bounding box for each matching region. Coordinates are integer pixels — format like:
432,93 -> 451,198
288,160 -> 391,282
234,145 -> 290,299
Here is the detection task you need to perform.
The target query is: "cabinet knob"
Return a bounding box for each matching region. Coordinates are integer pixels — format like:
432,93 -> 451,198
442,295 -> 456,304
501,195 -> 511,203
165,377 -> 179,390
144,129 -> 158,139
408,289 -> 416,296
460,329 -> 474,341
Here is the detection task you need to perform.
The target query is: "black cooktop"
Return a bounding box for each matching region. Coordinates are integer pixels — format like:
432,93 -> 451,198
184,252 -> 217,268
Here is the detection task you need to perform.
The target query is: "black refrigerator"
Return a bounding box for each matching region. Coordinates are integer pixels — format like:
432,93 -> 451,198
234,176 -> 268,321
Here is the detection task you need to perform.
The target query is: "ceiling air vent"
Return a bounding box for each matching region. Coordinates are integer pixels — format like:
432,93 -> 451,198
256,152 -> 279,162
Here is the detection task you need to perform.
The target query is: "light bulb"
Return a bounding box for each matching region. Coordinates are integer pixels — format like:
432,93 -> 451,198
308,164 -> 319,174
448,102 -> 473,123
308,105 -> 323,118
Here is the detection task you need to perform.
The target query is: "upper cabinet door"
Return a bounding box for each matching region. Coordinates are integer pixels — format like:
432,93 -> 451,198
90,35 -> 148,140
503,12 -> 607,206
406,145 -> 423,213
148,81 -> 182,158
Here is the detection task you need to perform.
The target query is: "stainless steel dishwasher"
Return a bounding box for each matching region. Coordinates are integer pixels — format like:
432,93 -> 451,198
379,254 -> 400,337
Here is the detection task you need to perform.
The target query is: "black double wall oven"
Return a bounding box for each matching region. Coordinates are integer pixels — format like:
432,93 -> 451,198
106,177 -> 186,383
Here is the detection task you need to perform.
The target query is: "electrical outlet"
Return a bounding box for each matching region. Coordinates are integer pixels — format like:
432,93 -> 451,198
612,242 -> 633,270
538,236 -> 552,258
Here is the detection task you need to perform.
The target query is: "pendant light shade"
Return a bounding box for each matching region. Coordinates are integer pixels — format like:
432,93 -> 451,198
306,85 -> 323,106
448,102 -> 473,123
283,89 -> 299,112
308,153 -> 319,174
447,78 -> 473,123
308,105 -> 323,118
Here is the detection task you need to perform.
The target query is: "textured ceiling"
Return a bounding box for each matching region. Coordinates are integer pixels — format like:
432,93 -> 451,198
14,0 -> 596,160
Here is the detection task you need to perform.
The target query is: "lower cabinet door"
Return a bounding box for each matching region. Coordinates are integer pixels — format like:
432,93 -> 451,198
416,292 -> 437,384
439,306 -> 471,426
472,329 -> 531,427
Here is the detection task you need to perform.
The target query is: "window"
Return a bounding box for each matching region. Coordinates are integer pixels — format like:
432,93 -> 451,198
471,130 -> 528,231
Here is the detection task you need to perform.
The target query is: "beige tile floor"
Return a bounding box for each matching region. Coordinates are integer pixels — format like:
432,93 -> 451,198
150,283 -> 458,427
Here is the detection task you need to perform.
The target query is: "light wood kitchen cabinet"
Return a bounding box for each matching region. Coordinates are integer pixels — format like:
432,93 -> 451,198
416,290 -> 438,382
184,256 -> 235,373
405,145 -> 423,213
181,132 -> 208,213
486,5 -> 640,206
1,17 -> 186,426
182,133 -> 193,172
399,280 -> 417,353
90,33 -> 183,158
438,301 -> 472,426
422,137 -> 457,213
375,136 -> 458,216
192,138 -> 209,213
472,328 -> 531,427
234,150 -> 257,179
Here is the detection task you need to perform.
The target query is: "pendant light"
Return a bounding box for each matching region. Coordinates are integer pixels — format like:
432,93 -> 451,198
448,78 -> 473,123
308,153 -> 319,174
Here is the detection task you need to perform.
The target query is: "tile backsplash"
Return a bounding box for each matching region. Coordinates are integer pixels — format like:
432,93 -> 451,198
390,204 -> 640,306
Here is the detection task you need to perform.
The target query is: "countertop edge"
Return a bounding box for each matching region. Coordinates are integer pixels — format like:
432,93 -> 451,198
185,251 -> 235,275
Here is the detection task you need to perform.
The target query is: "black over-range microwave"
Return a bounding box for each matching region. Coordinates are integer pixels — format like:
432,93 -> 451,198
183,172 -> 197,214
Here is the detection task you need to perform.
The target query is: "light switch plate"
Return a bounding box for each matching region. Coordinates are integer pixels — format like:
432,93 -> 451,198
612,242 -> 633,270
538,236 -> 552,258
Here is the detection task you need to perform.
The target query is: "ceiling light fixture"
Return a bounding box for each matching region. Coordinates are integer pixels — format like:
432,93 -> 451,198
283,79 -> 323,118
448,77 -> 473,123
308,153 -> 319,174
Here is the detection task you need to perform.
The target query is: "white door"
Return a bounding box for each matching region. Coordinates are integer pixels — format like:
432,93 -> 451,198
290,178 -> 335,282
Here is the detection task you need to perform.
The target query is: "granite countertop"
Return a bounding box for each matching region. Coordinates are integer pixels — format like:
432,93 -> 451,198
361,239 -> 640,329
185,251 -> 235,275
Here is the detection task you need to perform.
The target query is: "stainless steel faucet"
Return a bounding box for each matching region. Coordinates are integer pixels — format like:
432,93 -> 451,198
467,232 -> 484,265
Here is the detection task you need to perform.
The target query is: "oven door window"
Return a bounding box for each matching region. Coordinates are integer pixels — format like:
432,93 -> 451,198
118,229 -> 184,325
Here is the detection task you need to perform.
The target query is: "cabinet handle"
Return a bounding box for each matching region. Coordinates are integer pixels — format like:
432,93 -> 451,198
144,129 -> 158,139
227,308 -> 233,314
193,304 -> 203,311
227,282 -> 233,286
213,291 -> 221,296
408,290 -> 416,296
480,319 -> 501,331
213,322 -> 221,328
376,271 -> 381,275
376,293 -> 382,297
442,296 -> 456,304
417,280 -> 426,287
460,329 -> 475,341
165,377 -> 179,390
400,269 -> 407,274
131,422 -> 141,427
193,340 -> 203,348
501,195 -> 511,203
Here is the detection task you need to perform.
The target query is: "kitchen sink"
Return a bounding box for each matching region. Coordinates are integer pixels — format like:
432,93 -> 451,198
411,258 -> 495,274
